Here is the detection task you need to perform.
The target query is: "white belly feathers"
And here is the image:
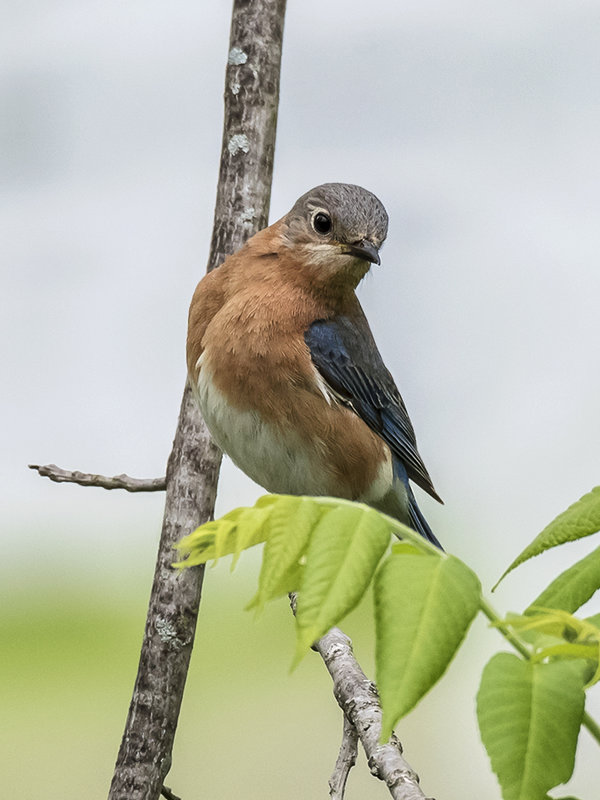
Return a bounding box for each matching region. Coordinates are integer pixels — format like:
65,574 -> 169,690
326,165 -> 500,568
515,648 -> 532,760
192,353 -> 394,504
193,354 -> 330,496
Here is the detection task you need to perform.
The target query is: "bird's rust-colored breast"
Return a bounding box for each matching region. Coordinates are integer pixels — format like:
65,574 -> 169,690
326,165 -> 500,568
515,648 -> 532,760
186,222 -> 391,501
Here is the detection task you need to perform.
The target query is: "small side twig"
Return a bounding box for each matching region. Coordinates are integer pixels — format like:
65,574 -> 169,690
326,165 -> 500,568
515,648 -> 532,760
160,786 -> 182,800
328,713 -> 358,799
28,463 -> 166,492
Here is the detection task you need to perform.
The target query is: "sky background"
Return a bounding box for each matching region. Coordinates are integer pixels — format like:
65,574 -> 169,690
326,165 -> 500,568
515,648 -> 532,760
3,1 -> 600,798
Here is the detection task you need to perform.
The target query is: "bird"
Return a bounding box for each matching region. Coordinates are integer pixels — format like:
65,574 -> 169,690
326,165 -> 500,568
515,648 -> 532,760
187,182 -> 443,548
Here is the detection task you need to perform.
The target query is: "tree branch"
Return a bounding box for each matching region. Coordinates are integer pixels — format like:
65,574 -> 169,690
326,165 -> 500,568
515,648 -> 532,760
287,592 -> 432,799
28,463 -> 166,492
107,2 -> 287,798
315,627 -> 433,800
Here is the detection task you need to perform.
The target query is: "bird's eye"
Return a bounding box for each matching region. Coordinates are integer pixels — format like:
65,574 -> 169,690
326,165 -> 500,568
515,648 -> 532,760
312,212 -> 332,235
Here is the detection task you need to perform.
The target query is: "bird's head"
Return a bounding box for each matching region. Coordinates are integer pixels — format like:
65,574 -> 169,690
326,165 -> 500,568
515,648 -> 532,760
279,183 -> 389,289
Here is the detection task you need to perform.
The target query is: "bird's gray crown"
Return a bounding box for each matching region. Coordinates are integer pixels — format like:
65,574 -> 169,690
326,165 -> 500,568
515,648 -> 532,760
286,183 -> 388,249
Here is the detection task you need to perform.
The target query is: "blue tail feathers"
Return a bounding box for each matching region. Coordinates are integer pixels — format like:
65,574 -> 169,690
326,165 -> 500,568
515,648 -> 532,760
393,457 -> 443,550
406,483 -> 443,550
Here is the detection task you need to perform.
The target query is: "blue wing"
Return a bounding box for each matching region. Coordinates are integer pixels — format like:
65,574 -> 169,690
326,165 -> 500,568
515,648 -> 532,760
305,315 -> 442,505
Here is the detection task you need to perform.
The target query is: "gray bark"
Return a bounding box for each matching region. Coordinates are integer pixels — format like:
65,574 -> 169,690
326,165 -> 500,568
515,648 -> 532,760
28,463 -> 167,492
107,2 -> 286,797
329,713 -> 359,799
316,628 -> 433,800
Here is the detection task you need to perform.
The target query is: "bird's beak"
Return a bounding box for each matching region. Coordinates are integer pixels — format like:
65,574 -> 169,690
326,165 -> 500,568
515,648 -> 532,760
342,239 -> 381,265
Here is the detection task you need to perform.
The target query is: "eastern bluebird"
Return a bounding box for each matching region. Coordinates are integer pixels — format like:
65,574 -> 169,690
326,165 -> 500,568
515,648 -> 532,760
187,183 -> 443,548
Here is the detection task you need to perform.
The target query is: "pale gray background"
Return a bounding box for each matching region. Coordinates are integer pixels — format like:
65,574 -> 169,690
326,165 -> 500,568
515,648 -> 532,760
3,1 -> 599,797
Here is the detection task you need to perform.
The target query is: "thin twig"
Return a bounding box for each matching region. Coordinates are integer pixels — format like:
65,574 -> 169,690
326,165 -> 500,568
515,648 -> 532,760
29,463 -> 166,492
160,786 -> 182,800
328,713 -> 358,799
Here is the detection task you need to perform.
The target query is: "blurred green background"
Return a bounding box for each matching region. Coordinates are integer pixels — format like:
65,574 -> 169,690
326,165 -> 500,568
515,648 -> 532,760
3,544 -> 498,799
4,529 -> 598,799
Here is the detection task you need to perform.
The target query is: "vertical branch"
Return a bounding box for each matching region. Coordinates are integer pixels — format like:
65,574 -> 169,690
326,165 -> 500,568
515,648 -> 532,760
209,0 -> 286,269
108,2 -> 287,798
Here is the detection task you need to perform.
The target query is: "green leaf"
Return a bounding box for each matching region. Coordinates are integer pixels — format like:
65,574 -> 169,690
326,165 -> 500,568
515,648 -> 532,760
586,612 -> 600,629
391,542 -> 423,555
497,609 -> 600,685
545,796 -> 583,800
249,496 -> 325,613
526,543 -> 600,614
495,487 -> 600,587
175,503 -> 274,567
502,608 -> 586,641
228,506 -> 275,568
375,551 -> 480,738
294,504 -> 391,661
247,561 -> 306,610
477,654 -> 586,800
305,496 -> 440,554
532,641 -> 597,663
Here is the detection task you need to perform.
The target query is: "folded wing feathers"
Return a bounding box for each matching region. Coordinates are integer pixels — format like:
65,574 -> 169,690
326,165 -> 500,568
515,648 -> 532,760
305,318 -> 442,504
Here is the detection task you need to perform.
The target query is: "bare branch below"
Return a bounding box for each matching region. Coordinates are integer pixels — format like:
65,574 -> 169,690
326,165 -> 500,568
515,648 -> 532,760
329,713 -> 358,799
28,463 -> 166,492
287,592 -> 432,799
315,628 -> 434,800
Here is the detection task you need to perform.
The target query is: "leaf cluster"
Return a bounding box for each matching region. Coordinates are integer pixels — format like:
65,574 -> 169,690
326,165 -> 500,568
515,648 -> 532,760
177,487 -> 600,800
177,495 -> 480,737
479,487 -> 600,800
